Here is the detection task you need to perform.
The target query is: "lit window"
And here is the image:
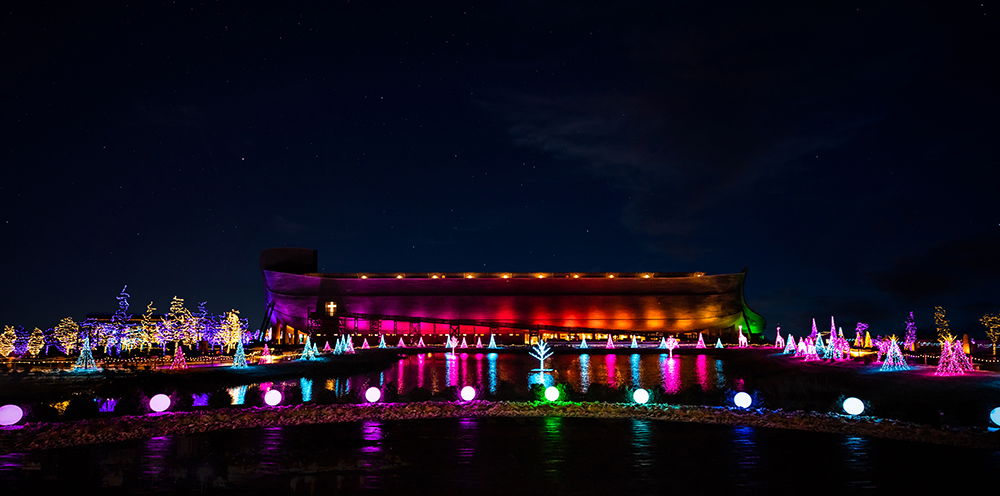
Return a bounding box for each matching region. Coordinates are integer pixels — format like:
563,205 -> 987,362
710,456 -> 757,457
325,302 -> 337,316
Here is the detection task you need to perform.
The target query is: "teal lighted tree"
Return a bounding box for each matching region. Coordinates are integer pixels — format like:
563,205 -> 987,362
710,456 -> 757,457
74,337 -> 98,371
231,333 -> 248,368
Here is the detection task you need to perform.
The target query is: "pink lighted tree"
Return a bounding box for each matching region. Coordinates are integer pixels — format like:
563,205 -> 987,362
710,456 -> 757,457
665,336 -> 679,358
170,343 -> 187,369
695,332 -> 706,349
880,337 -> 910,371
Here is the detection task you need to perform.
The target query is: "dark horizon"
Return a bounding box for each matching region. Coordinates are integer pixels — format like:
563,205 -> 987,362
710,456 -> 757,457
1,1 -> 998,339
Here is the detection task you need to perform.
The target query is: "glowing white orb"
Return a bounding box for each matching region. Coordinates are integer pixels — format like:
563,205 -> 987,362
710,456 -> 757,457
264,389 -> 283,406
990,407 -> 1000,427
734,392 -> 752,408
632,388 -> 650,404
149,394 -> 171,413
544,386 -> 560,401
843,397 -> 865,415
460,386 -> 476,401
0,404 -> 24,426
365,387 -> 382,403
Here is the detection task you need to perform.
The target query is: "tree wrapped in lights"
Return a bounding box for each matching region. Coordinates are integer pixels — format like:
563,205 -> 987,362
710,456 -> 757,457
880,336 -> 909,371
487,334 -> 498,348
951,339 -> 974,372
934,334 -> 973,376
417,336 -> 426,347
904,311 -> 918,352
605,335 -> 615,349
529,340 -> 554,372
774,326 -> 784,349
579,337 -> 588,349
794,338 -> 807,357
854,322 -> 868,348
980,312 -> 1000,356
53,317 -> 80,355
219,310 -> 245,353
630,336 -> 639,348
27,327 -> 45,356
361,337 -> 371,349
696,332 -> 706,349
108,285 -> 131,354
231,334 -> 248,368
397,337 -> 407,348
933,306 -> 951,342
299,336 -> 318,360
475,336 -> 483,348
0,325 -> 15,357
665,336 -> 679,358
171,343 -> 188,369
783,334 -> 796,354
715,338 -> 724,349
863,330 -> 872,348
345,335 -> 356,353
875,338 -> 891,363
259,343 -> 272,364
322,341 -> 331,352
809,318 -> 819,340
459,336 -> 468,348
378,335 -> 388,349
813,331 -> 826,355
164,296 -> 193,350
658,337 -> 668,349
74,337 -> 98,370
138,302 -> 158,352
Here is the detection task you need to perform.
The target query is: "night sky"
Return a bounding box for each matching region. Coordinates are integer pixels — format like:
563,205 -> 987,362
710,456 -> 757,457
2,2 -> 997,338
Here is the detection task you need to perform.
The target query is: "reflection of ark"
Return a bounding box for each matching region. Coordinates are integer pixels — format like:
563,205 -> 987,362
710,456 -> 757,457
260,248 -> 764,343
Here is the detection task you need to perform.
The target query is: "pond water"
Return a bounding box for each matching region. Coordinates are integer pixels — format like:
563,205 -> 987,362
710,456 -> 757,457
2,417 -> 995,494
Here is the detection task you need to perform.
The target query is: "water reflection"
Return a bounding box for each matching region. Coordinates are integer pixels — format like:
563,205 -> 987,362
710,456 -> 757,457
300,378 -> 313,402
605,354 -> 618,388
359,420 -> 384,490
630,419 -> 654,470
487,353 -> 498,394
258,426 -> 284,475
696,354 -> 710,391
541,416 -> 564,479
843,435 -> 875,489
660,355 -> 680,394
579,354 -> 591,393
730,426 -> 760,488
142,436 -> 172,482
228,385 -> 247,406
630,354 -> 641,386
715,359 -> 727,389
456,417 -> 478,466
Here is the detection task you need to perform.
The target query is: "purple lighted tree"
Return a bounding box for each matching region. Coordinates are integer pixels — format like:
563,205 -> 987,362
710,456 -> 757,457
875,338 -> 890,363
803,339 -> 820,361
904,312 -> 918,352
259,343 -> 272,364
935,339 -> 960,375
854,322 -> 868,348
810,318 -> 819,340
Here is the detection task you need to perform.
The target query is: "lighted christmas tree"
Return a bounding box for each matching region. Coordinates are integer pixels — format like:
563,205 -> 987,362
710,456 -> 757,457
696,332 -> 706,349
138,302 -> 158,352
658,337 -> 668,349
259,343 -> 272,364
74,337 -> 98,370
231,336 -> 248,368
737,326 -> 748,348
27,327 -> 44,356
459,336 -> 468,348
417,336 -> 426,347
813,331 -> 826,355
809,318 -> 819,340
783,334 -> 796,354
360,337 -> 370,349
980,312 -> 1000,356
346,335 -> 356,353
606,335 -> 615,349
829,316 -> 837,342
378,335 -> 387,348
715,338 -> 724,349
822,336 -> 841,360
863,331 -> 872,348
171,343 -> 188,369
774,326 -> 784,349
0,325 -> 16,357
311,341 -> 319,356
935,338 -> 960,376
397,337 -> 407,348
933,306 -> 951,342
579,337 -> 588,349
299,336 -> 317,361
630,336 -> 638,348
665,336 -> 679,358
951,339 -> 974,373
323,341 -> 331,352
487,334 -> 497,348
475,336 -> 483,348
53,317 -> 80,355
880,337 -> 909,371
904,311 -> 918,352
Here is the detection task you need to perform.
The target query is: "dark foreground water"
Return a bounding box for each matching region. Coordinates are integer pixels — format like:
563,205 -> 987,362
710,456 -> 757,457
2,417 -> 996,494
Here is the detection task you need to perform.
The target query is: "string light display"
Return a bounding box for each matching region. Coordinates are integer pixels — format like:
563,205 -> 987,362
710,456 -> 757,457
737,325 -> 748,348
74,337 -> 98,370
879,337 -> 910,372
783,334 -> 796,354
231,335 -> 248,368
0,325 -> 15,357
904,312 -> 918,352
579,337 -> 588,349
53,317 -> 79,355
299,336 -> 318,361
774,326 -> 784,349
605,335 -> 615,349
715,338 -> 724,349
696,332 -> 706,349
980,312 -> 1000,356
854,323 -> 868,348
170,343 -> 187,369
487,334 -> 498,349
933,306 -> 951,342
27,328 -> 44,357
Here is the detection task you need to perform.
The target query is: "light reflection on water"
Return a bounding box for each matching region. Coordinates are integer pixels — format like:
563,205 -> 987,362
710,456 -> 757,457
630,419 -> 654,470
359,420 -> 383,490
730,425 -> 760,488
843,435 -> 875,490
579,354 -> 591,393
141,435 -> 172,482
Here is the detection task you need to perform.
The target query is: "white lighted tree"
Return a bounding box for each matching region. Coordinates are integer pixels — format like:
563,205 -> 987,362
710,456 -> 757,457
529,339 -> 554,372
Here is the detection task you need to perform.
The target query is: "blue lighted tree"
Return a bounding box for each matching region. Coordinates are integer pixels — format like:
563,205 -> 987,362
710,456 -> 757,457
299,336 -> 317,361
74,337 -> 98,371
231,334 -> 248,368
